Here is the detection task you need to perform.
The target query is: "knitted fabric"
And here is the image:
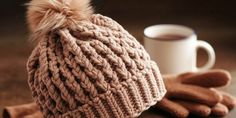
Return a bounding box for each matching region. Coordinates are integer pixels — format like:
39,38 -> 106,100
27,9 -> 166,118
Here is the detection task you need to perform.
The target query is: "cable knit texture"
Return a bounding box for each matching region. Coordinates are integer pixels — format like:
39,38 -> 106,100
26,0 -> 166,118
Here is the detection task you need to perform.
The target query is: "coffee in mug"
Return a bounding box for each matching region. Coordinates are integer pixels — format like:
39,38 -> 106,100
154,34 -> 187,41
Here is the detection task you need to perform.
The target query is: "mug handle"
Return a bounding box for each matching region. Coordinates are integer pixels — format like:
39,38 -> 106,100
196,40 -> 215,71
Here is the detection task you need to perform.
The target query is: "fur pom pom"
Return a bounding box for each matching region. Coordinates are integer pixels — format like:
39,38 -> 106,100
27,0 -> 93,32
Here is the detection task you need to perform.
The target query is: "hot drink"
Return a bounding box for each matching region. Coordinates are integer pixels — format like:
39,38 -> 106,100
154,34 -> 187,41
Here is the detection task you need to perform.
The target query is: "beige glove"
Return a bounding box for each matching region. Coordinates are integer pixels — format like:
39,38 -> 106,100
154,69 -> 236,117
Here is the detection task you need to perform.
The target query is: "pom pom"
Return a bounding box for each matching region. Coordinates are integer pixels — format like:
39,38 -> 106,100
26,0 -> 93,32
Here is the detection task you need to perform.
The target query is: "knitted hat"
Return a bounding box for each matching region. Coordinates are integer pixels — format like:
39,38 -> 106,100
26,0 -> 166,117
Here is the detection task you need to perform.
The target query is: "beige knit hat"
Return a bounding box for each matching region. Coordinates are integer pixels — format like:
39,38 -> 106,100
26,0 -> 166,117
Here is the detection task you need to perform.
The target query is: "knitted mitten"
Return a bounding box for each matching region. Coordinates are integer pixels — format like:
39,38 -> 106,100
154,69 -> 236,117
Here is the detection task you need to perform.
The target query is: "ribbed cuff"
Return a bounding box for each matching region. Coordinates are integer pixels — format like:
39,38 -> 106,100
60,69 -> 166,118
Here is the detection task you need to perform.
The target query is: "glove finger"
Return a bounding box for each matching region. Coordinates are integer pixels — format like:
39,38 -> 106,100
168,84 -> 222,106
219,90 -> 236,110
154,98 -> 189,118
179,69 -> 231,87
173,100 -> 211,117
211,103 -> 229,117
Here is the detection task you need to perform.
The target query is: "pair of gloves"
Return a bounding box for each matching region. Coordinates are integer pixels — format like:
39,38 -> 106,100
155,69 -> 236,117
3,69 -> 236,118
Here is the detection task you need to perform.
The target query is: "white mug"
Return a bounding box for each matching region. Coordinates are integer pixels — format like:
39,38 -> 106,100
144,24 -> 215,75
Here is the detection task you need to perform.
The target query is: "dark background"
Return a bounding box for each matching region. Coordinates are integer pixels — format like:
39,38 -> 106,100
0,0 -> 236,117
1,0 -> 236,43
